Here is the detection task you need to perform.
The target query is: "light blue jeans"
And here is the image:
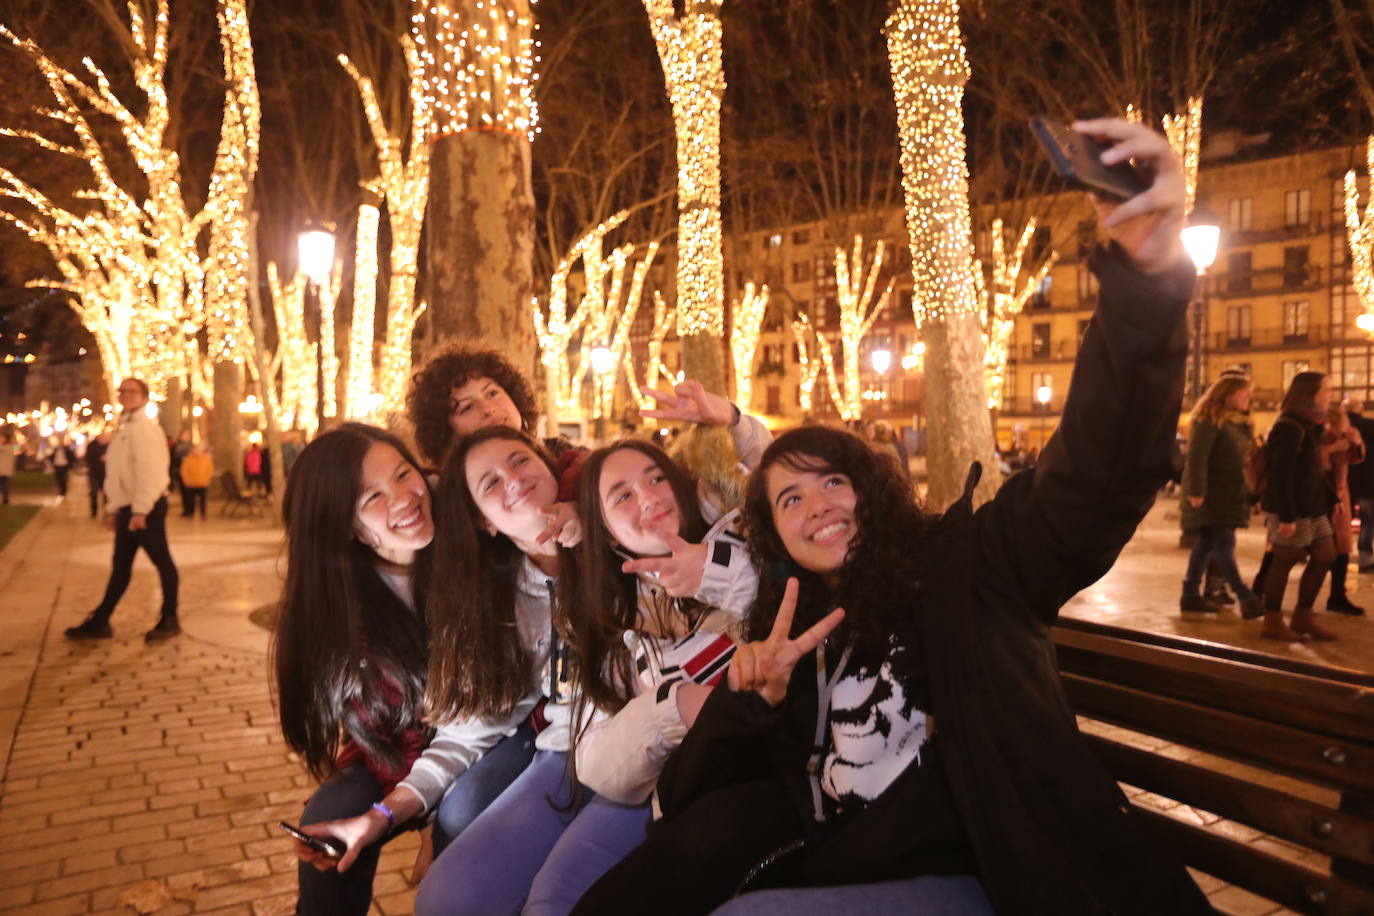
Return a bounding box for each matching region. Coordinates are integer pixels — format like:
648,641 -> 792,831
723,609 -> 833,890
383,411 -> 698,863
710,874 -> 995,915
415,750 -> 652,916
433,723 -> 537,856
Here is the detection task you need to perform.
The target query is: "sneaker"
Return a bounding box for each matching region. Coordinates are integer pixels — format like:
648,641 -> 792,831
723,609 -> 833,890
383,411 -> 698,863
64,615 -> 112,640
1179,594 -> 1223,616
144,618 -> 181,643
1326,596 -> 1367,616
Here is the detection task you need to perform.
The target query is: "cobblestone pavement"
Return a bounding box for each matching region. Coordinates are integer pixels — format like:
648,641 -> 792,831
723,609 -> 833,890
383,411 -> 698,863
1,477 -> 1364,914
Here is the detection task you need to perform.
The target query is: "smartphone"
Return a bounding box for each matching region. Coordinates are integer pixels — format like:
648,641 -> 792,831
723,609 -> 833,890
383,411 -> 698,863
279,821 -> 345,858
1029,116 -> 1150,202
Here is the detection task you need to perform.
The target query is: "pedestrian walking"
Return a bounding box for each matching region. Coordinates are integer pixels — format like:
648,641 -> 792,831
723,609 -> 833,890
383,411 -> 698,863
1344,397 -> 1374,569
178,443 -> 213,519
244,441 -> 266,494
0,430 -> 15,505
1258,371 -> 1338,641
170,431 -> 192,514
84,432 -> 108,518
64,378 -> 181,642
51,437 -> 74,496
1179,375 -> 1263,619
1322,402 -> 1365,615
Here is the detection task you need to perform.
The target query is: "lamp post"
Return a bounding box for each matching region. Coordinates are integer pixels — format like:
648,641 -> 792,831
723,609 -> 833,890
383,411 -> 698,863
297,230 -> 335,287
1035,383 -> 1052,451
1180,208 -> 1222,404
298,228 -> 337,424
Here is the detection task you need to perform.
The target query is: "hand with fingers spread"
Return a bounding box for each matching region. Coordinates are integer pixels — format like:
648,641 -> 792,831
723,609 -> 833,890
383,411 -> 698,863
621,531 -> 709,597
641,379 -> 736,428
727,578 -> 846,707
536,501 -> 583,548
1072,118 -> 1185,275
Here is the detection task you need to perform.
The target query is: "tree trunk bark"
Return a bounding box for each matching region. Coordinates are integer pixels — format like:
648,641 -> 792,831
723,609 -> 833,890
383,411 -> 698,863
211,361 -> 244,489
680,333 -> 725,396
922,311 -> 999,510
425,130 -> 536,380
159,376 -> 183,440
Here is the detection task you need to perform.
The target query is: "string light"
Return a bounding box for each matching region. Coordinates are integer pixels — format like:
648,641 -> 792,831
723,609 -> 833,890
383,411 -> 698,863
340,38 -> 433,416
643,0 -> 725,338
410,0 -> 540,142
729,282 -> 769,411
885,0 -> 980,326
790,314 -> 822,413
266,262 -> 316,436
1345,136 -> 1374,337
1162,96 -> 1203,215
346,201 -> 380,419
827,236 -> 892,419
977,218 -> 1055,410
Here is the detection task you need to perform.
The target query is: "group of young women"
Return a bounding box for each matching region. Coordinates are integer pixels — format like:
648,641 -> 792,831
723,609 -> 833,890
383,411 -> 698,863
273,119 -> 1213,915
1181,367 -> 1365,641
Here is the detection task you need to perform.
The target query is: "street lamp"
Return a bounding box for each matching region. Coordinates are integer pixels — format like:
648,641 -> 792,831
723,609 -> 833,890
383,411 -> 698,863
1180,207 -> 1222,403
297,229 -> 336,287
1035,383 -> 1053,451
871,348 -> 892,375
589,346 -> 615,442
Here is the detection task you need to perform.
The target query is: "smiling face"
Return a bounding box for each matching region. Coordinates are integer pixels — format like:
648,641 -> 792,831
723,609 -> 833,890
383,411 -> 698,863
449,376 -> 524,438
465,438 -> 558,543
766,458 -> 859,582
597,446 -> 682,557
354,441 -> 434,562
116,379 -> 148,413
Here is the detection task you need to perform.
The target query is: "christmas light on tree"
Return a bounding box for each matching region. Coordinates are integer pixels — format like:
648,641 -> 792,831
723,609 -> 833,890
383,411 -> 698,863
1162,96 -> 1203,214
1345,136 -> 1374,336
826,236 -> 892,419
729,282 -> 769,412
346,199 -> 381,419
790,314 -> 823,414
977,217 -> 1055,411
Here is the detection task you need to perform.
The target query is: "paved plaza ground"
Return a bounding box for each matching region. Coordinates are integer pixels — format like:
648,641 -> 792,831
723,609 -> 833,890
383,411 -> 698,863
0,473 -> 1368,914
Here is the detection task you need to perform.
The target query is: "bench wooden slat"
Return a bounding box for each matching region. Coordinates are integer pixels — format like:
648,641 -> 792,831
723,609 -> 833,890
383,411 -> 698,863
1055,631 -> 1374,743
1063,674 -> 1374,793
1055,617 -> 1374,688
1132,806 -> 1374,915
1085,735 -> 1374,868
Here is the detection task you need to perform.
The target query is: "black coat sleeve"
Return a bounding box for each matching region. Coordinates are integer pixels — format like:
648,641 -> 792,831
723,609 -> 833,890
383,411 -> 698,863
1263,419 -> 1304,523
974,245 -> 1194,623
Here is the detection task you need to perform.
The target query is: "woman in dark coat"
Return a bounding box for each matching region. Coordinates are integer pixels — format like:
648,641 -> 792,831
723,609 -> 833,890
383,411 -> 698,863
573,119 -> 1209,916
1259,371 -> 1338,641
1179,374 -> 1261,617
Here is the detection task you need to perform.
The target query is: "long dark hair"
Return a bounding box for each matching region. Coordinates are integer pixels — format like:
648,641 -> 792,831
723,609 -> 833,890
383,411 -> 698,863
274,423 -> 433,782
741,427 -> 931,670
426,426 -> 560,722
1281,370 -> 1326,419
563,439 -> 709,715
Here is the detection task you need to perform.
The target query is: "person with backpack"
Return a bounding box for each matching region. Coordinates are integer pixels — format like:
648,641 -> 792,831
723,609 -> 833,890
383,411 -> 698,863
1258,371 -> 1339,641
1179,375 -> 1262,619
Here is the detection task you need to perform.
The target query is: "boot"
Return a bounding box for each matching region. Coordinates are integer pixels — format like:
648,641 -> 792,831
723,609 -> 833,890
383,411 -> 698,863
64,612 -> 113,640
1204,568 -> 1234,605
1239,596 -> 1264,619
144,616 -> 181,643
1179,593 -> 1224,616
1324,554 -> 1362,614
1251,551 -> 1273,602
1290,606 -> 1336,641
1260,611 -> 1305,641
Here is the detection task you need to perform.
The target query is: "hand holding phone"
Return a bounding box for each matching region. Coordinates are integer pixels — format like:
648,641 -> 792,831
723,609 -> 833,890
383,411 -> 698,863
279,821 -> 345,859
1030,116 -> 1150,202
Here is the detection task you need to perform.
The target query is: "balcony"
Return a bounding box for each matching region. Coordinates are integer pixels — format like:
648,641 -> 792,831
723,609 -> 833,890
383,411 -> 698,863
1207,263 -> 1326,299
1208,325 -> 1328,351
1225,213 -> 1326,245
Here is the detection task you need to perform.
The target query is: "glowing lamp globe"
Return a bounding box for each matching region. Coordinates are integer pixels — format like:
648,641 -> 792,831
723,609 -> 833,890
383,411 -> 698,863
589,346 -> 616,376
1181,207 -> 1222,274
1035,385 -> 1053,406
871,349 -> 892,374
298,230 -> 336,286
1357,313 -> 1374,334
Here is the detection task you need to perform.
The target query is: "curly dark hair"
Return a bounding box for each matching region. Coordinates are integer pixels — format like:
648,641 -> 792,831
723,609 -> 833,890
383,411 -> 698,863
405,341 -> 540,466
741,426 -> 932,670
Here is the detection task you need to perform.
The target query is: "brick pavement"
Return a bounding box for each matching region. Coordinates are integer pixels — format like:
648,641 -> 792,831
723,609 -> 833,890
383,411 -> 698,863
0,481 -> 419,915
3,477 -> 1364,914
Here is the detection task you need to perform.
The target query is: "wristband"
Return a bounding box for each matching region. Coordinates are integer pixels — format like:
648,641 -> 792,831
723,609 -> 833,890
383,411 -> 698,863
371,802 -> 396,831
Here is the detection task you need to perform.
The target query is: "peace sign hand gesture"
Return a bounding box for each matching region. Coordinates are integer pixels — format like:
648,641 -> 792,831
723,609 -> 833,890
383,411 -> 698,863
621,532 -> 708,597
727,578 -> 845,708
641,379 -> 736,427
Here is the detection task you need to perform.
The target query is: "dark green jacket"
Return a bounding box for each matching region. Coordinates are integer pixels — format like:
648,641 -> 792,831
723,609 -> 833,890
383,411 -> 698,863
1181,414 -> 1253,529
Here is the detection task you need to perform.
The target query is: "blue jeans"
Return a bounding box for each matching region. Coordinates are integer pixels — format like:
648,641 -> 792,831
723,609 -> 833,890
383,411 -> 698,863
433,724 -> 537,856
710,875 -> 994,916
415,750 -> 652,916
1182,524 -> 1254,602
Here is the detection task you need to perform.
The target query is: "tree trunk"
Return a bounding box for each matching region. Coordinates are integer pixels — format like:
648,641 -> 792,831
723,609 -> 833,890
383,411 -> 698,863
425,131 -> 536,379
680,333 -> 725,396
246,207 -> 286,514
159,376 -> 183,439
923,311 -> 998,510
211,361 -> 244,489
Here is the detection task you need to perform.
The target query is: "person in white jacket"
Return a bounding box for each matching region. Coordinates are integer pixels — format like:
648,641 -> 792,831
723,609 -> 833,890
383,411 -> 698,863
408,426 -> 648,916
65,378 -> 180,642
563,439 -> 759,810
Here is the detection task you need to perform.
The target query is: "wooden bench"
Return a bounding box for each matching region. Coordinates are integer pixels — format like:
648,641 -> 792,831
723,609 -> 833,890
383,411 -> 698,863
217,470 -> 268,518
1052,617 -> 1374,915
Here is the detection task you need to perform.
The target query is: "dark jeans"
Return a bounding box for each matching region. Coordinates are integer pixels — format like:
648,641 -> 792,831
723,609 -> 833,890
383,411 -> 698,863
54,465 -> 69,495
183,487 -> 207,519
1358,497 -> 1374,556
298,765 -> 390,916
0,475 -> 9,505
88,475 -> 104,517
92,498 -> 179,622
1183,525 -> 1255,602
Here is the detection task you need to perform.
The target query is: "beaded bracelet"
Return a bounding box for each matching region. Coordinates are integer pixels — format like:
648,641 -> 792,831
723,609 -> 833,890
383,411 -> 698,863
371,801 -> 396,831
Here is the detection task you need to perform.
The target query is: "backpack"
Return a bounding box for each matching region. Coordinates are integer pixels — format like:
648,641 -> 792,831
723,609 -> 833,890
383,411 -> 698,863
1244,418 -> 1302,497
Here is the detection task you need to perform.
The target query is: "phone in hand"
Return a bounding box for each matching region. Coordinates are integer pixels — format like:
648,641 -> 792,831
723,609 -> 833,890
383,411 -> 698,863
279,821 -> 345,858
1030,116 -> 1150,202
